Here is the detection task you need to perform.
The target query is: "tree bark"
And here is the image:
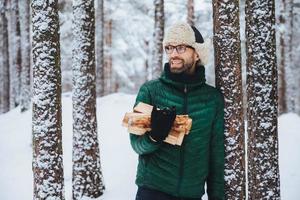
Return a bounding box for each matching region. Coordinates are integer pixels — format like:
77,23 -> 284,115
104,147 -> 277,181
212,0 -> 246,199
293,2 -> 300,115
187,0 -> 195,26
19,0 -> 31,112
32,0 -> 65,199
245,0 -> 281,198
152,0 -> 164,79
0,0 -> 10,114
7,0 -> 21,109
96,0 -> 104,97
104,18 -> 112,95
72,0 -> 105,199
284,0 -> 295,113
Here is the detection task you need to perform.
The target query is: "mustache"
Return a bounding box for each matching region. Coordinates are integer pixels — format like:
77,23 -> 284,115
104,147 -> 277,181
169,57 -> 183,62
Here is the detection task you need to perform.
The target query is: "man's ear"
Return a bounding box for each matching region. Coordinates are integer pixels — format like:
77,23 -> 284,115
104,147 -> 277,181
194,52 -> 200,61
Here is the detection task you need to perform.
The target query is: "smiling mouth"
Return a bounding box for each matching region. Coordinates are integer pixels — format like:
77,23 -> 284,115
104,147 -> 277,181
171,59 -> 183,65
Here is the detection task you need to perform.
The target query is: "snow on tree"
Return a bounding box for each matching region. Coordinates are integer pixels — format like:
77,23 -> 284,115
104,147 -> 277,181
212,0 -> 246,199
31,0 -> 65,199
277,0 -> 287,114
187,0 -> 195,26
103,17 -> 113,95
283,0 -> 296,113
293,1 -> 300,115
152,0 -> 164,79
96,0 -> 104,97
7,0 -> 21,109
245,0 -> 281,199
19,0 -> 31,112
106,0 -> 153,90
0,0 -> 10,114
72,0 -> 105,199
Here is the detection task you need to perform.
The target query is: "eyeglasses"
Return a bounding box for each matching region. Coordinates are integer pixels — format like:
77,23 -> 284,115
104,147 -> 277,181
164,45 -> 193,54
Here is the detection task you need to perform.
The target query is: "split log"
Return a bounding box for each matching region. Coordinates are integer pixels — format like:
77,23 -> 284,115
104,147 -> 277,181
122,102 -> 192,145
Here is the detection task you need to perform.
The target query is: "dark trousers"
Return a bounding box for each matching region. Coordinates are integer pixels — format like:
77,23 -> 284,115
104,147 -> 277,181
135,187 -> 202,200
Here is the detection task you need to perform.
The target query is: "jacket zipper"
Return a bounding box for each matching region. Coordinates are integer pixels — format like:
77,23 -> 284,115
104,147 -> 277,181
177,84 -> 188,195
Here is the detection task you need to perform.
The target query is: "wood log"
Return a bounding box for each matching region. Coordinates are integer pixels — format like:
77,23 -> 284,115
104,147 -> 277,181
122,102 -> 192,146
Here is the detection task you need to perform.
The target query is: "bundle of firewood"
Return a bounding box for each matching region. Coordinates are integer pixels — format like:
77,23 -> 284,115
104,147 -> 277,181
122,102 -> 192,146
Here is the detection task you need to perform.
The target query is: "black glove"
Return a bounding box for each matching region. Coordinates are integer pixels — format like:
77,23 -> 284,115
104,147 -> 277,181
148,105 -> 176,142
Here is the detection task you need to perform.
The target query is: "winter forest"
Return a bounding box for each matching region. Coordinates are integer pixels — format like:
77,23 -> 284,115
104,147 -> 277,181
0,0 -> 300,199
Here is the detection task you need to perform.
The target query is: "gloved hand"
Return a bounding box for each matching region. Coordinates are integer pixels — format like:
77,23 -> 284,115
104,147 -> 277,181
148,105 -> 176,142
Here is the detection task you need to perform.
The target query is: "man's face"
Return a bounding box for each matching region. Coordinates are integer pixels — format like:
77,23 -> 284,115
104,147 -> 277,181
165,44 -> 199,74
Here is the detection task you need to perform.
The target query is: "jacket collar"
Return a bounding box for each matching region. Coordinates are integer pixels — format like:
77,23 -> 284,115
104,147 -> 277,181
159,63 -> 206,90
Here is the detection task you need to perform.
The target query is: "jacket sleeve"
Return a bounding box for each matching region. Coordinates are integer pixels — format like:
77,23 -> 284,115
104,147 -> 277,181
129,83 -> 161,155
207,91 -> 225,200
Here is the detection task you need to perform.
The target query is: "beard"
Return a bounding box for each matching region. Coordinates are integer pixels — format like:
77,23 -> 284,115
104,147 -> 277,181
169,57 -> 195,74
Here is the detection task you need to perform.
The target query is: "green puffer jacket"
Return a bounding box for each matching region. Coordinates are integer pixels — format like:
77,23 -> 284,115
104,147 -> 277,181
130,64 -> 225,199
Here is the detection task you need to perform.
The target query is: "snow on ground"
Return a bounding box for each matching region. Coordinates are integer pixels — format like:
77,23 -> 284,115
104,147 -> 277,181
0,93 -> 299,200
278,113 -> 300,200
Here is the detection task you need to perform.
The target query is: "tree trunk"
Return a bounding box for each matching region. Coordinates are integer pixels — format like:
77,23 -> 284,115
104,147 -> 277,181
278,34 -> 287,114
104,18 -> 112,95
152,0 -> 164,79
96,0 -> 104,97
144,39 -> 150,81
32,0 -> 65,199
245,0 -> 281,198
72,0 -> 105,199
293,3 -> 300,115
278,0 -> 287,114
19,0 -> 31,112
0,0 -> 10,114
284,0 -> 295,113
187,0 -> 195,26
7,0 -> 21,109
212,0 -> 246,199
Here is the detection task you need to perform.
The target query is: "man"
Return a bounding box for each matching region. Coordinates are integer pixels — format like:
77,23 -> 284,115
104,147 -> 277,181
130,22 -> 225,200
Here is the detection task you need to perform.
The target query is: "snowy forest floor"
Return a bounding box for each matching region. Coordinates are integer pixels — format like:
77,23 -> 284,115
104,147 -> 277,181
0,93 -> 299,200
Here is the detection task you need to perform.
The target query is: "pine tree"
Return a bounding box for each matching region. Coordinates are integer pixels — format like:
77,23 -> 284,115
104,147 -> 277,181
293,1 -> 300,115
212,0 -> 246,199
72,0 -> 105,199
284,0 -> 295,113
0,0 -> 10,114
32,0 -> 65,199
245,0 -> 281,198
278,0 -> 287,114
19,0 -> 31,112
104,18 -> 112,95
96,0 -> 104,97
7,0 -> 21,109
187,0 -> 195,26
152,0 -> 164,79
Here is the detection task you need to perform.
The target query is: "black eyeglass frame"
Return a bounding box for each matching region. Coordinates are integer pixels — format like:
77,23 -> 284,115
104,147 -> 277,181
164,44 -> 194,54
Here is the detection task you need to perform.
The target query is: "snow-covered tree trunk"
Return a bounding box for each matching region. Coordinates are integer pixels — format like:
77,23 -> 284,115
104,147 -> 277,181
212,0 -> 245,199
144,39 -> 150,81
104,18 -> 112,95
187,0 -> 194,26
96,0 -> 104,97
152,0 -> 164,79
245,0 -> 281,199
0,0 -> 10,114
72,0 -> 105,199
278,0 -> 287,114
284,0 -> 296,113
293,2 -> 300,115
7,0 -> 21,109
31,0 -> 65,199
278,30 -> 287,114
19,0 -> 31,112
